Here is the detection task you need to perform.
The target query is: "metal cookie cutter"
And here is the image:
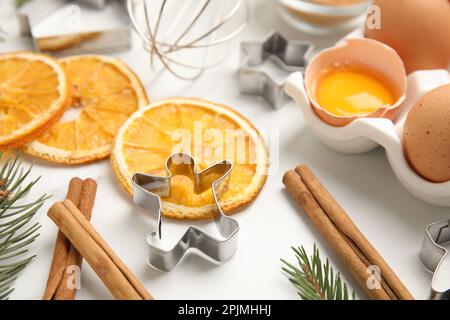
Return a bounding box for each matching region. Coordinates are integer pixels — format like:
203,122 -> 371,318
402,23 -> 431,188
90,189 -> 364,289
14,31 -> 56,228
419,219 -> 450,300
17,0 -> 131,55
132,153 -> 239,271
239,30 -> 313,109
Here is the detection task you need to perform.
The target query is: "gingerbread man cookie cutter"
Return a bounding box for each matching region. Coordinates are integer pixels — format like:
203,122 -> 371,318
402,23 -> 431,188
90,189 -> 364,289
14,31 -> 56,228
132,153 -> 239,271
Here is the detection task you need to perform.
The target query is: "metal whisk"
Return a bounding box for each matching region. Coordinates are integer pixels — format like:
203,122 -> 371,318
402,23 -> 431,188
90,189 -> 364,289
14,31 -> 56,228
127,0 -> 249,80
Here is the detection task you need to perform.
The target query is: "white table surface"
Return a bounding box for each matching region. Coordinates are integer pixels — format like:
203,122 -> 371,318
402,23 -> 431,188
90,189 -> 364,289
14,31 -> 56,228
3,0 -> 449,300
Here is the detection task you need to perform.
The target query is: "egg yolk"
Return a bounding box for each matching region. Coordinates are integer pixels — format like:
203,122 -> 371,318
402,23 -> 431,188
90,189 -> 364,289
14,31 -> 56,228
315,69 -> 395,117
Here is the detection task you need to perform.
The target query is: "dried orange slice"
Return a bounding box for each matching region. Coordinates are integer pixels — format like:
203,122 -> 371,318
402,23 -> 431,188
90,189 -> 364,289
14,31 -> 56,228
23,55 -> 149,164
0,52 -> 69,149
111,97 -> 269,220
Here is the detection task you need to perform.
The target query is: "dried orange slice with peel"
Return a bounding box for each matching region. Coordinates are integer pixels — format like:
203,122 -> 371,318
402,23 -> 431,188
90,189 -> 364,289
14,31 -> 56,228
0,51 -> 69,149
111,97 -> 269,220
23,55 -> 149,164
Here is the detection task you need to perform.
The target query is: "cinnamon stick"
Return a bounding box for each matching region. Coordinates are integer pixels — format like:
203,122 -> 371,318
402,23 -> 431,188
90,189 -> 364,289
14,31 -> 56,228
48,200 -> 153,300
43,177 -> 84,300
295,165 -> 413,300
283,166 -> 414,300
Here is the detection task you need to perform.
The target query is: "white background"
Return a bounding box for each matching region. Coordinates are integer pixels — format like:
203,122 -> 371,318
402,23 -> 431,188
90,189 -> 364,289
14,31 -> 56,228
2,0 -> 449,300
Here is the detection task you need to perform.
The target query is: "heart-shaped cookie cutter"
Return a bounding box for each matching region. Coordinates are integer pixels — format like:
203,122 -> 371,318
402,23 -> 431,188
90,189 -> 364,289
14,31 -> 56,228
132,153 -> 239,271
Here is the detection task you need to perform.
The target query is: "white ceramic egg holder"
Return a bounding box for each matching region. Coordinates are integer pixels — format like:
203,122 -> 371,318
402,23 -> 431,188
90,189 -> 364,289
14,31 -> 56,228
285,69 -> 450,207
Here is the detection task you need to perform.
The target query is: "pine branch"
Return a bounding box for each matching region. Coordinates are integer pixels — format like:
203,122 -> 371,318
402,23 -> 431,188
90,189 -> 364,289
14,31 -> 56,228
0,152 -> 49,300
281,244 -> 356,300
15,0 -> 30,8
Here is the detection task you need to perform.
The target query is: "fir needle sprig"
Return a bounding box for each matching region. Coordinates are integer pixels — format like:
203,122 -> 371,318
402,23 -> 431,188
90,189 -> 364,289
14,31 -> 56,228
0,153 -> 50,300
281,244 -> 355,300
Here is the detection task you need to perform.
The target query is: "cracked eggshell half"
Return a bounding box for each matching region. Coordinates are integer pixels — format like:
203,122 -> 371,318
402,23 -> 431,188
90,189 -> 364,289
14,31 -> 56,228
304,38 -> 407,127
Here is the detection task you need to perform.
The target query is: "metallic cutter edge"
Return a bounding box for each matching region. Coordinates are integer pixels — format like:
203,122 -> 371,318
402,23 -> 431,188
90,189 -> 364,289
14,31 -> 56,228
239,30 -> 313,109
17,0 -> 131,55
419,219 -> 450,300
132,153 -> 239,271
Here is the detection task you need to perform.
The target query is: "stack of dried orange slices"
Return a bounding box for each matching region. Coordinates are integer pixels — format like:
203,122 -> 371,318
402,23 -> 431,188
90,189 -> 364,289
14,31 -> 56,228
23,55 -> 149,164
111,97 -> 269,220
0,52 -> 148,164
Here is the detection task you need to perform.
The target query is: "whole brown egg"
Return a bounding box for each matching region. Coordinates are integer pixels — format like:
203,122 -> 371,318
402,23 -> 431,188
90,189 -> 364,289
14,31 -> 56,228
365,0 -> 450,74
403,84 -> 450,183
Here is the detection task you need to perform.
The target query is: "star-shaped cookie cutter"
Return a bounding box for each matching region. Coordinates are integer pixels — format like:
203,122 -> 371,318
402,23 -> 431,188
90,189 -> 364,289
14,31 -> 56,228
132,153 -> 239,271
239,30 -> 313,109
420,219 -> 450,300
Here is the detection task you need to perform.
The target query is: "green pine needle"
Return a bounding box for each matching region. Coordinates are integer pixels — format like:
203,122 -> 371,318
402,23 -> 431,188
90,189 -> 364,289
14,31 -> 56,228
0,152 -> 49,300
281,244 -> 356,300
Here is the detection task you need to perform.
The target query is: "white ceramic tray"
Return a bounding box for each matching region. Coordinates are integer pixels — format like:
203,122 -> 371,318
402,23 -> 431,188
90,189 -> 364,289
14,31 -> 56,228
285,69 -> 450,207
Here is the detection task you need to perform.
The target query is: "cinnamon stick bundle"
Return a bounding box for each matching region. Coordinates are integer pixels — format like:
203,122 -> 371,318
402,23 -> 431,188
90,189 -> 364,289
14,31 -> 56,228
283,165 -> 414,300
48,200 -> 153,300
43,178 -> 97,300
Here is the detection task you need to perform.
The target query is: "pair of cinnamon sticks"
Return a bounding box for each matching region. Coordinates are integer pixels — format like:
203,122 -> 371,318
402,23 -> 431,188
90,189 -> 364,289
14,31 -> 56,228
43,178 -> 96,300
283,165 -> 414,300
44,177 -> 152,300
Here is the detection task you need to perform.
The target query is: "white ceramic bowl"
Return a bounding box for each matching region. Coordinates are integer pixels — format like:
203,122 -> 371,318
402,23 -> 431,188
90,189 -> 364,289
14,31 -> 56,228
278,0 -> 371,34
